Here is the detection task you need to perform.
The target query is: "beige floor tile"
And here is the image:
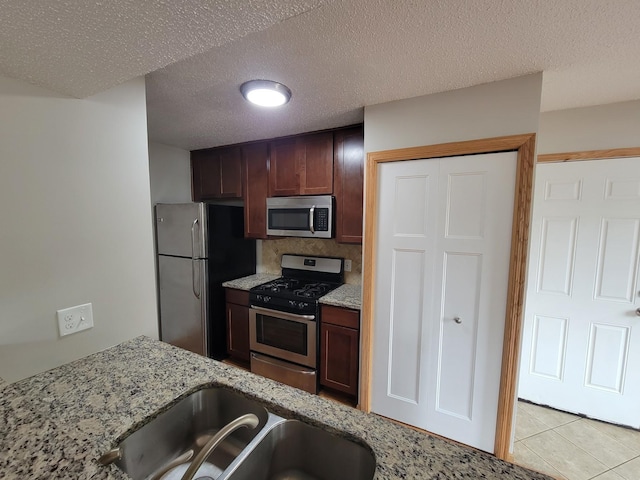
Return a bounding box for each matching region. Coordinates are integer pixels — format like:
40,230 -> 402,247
523,430 -> 608,480
555,421 -> 638,468
513,441 -> 567,479
585,420 -> 640,456
591,470 -> 626,480
613,456 -> 640,480
516,408 -> 551,440
517,400 -> 535,414
523,402 -> 581,429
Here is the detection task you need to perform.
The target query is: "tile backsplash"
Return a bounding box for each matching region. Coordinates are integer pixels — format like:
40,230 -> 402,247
260,238 -> 362,285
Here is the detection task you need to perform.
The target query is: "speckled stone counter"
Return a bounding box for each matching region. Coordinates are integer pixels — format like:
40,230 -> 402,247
0,337 -> 551,480
222,273 -> 279,291
320,283 -> 362,310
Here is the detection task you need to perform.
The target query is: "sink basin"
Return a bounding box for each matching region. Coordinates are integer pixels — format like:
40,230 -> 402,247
112,388 -> 269,480
225,419 -> 376,480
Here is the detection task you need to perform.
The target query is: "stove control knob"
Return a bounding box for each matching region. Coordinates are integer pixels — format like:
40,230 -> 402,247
289,300 -> 297,306
264,296 -> 271,303
298,302 -> 307,309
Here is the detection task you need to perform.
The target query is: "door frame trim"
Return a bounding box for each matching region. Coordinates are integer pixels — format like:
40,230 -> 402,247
538,147 -> 640,163
360,133 -> 536,459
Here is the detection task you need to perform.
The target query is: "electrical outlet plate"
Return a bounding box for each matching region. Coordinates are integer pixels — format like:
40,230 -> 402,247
57,303 -> 94,337
344,259 -> 352,272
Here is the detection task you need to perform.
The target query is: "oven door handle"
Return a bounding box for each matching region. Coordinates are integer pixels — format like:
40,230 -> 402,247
250,305 -> 316,321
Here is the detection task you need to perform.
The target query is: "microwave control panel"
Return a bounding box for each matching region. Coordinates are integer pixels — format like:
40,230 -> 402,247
315,208 -> 329,231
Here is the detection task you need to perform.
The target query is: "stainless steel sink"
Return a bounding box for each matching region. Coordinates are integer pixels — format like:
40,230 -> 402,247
110,388 -> 270,480
224,419 -> 376,480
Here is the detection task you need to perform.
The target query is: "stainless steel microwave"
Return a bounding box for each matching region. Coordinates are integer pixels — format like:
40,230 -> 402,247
266,195 -> 333,238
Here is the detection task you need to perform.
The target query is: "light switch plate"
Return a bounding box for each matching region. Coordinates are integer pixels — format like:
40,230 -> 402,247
57,303 -> 93,337
344,259 -> 352,272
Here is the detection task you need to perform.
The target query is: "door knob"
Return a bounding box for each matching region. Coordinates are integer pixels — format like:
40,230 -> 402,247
454,316 -> 462,324
636,308 -> 640,317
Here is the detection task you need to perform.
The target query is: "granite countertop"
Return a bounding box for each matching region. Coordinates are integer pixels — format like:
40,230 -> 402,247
0,337 -> 550,480
222,273 -> 279,291
320,283 -> 362,310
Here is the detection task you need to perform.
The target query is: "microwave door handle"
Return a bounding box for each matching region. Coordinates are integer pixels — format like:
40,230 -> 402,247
309,205 -> 315,234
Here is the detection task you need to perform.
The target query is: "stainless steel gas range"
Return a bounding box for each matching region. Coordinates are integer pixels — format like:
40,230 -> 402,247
248,254 -> 344,393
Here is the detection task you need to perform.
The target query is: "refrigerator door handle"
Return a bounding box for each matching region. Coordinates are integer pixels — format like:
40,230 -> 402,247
190,218 -> 199,259
192,259 -> 201,299
190,218 -> 201,298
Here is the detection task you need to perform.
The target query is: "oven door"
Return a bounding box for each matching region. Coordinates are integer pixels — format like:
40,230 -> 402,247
249,306 -> 317,368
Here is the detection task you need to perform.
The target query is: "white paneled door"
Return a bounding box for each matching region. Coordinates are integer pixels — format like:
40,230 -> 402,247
518,158 -> 640,428
371,152 -> 517,452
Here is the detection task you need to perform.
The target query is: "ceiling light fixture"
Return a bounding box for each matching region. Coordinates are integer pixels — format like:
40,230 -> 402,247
240,80 -> 292,107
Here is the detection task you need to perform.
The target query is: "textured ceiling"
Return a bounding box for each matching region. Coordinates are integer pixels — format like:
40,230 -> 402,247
1,1 -> 639,150
0,0 -> 327,97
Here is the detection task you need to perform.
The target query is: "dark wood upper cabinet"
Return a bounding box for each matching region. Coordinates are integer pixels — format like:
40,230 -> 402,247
268,132 -> 334,197
334,126 -> 364,244
190,126 -> 363,240
299,132 -> 334,195
268,138 -> 299,197
191,146 -> 242,200
242,142 -> 269,239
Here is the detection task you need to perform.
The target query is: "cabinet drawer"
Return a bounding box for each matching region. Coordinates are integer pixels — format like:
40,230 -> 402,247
225,288 -> 249,306
320,305 -> 359,329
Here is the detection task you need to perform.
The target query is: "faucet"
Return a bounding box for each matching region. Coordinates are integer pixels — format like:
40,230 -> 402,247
180,413 -> 260,480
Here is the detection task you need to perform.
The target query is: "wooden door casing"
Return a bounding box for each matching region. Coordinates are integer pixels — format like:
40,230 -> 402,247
361,134 -> 537,460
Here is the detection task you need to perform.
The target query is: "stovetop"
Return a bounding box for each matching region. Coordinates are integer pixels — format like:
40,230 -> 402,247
249,277 -> 342,315
252,277 -> 341,298
250,254 -> 344,315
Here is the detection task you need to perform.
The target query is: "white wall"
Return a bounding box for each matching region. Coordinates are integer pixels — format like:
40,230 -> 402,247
148,142 -> 192,205
0,75 -> 158,383
537,100 -> 640,154
364,73 -> 543,153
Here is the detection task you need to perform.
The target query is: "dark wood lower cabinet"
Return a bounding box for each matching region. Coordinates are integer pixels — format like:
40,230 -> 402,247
225,289 -> 250,363
320,305 -> 360,398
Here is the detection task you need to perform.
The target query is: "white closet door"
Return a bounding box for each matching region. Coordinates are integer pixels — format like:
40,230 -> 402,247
518,158 -> 640,428
371,151 -> 517,452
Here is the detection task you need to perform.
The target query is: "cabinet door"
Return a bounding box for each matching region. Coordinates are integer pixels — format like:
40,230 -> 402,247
299,132 -> 334,195
242,143 -> 268,238
334,127 -> 364,243
191,150 -> 221,201
226,302 -> 250,362
269,138 -> 299,196
218,146 -> 243,198
320,322 -> 359,396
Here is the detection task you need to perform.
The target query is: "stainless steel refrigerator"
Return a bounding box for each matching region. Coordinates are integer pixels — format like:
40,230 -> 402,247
155,203 -> 255,357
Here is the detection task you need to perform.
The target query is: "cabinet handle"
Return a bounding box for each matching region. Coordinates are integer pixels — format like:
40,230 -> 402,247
454,316 -> 462,324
